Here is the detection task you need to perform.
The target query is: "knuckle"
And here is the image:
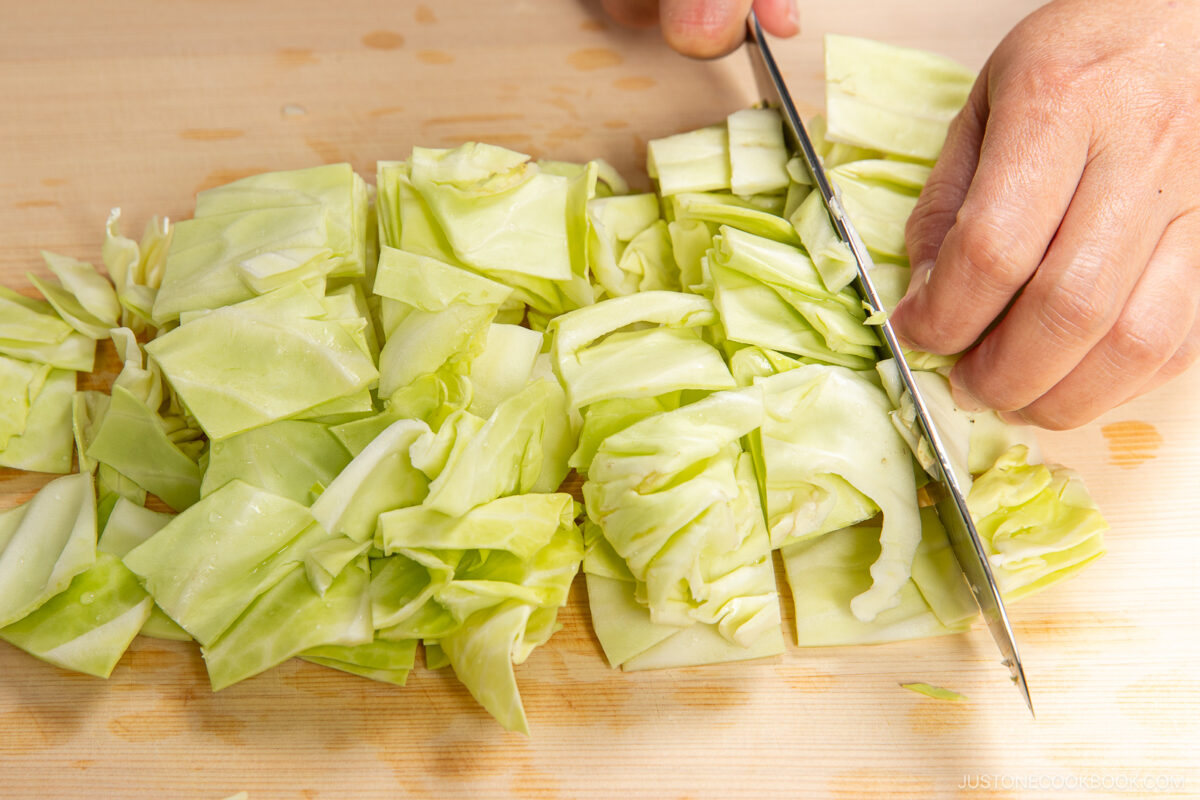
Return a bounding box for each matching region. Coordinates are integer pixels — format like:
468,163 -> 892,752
1035,275 -> 1115,346
952,219 -> 1028,294
1106,314 -> 1178,371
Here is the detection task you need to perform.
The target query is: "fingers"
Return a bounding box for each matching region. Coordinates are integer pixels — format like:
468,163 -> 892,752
603,0 -> 797,58
1006,212 -> 1200,428
751,0 -> 799,38
890,81 -> 1090,356
659,0 -> 755,59
950,152 -> 1179,416
600,0 -> 661,29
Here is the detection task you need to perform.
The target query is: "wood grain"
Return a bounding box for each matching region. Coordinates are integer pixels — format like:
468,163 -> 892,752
2,2 -> 1197,799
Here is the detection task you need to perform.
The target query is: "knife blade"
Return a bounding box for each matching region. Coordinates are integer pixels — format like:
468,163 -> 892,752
745,13 -> 1034,717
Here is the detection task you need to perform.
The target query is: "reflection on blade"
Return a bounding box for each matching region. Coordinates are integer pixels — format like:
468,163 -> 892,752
744,12 -> 1033,716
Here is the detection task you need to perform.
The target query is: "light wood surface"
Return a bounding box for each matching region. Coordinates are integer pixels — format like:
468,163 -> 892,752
2,2 -> 1197,798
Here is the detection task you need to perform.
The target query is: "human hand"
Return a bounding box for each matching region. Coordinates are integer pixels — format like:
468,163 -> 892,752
600,0 -> 799,59
892,0 -> 1200,429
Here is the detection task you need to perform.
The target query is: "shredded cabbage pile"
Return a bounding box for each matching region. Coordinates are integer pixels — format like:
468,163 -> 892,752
0,35 -> 1106,732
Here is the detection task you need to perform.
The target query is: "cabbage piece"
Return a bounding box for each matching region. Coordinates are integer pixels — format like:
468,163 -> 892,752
102,210 -> 172,334
301,636 -> 418,685
586,193 -> 662,297
29,252 -> 120,339
309,419 -> 431,544
303,536 -> 371,596
193,163 -> 369,279
96,497 -> 189,641
781,524 -> 971,646
372,247 -> 509,397
466,324 -> 543,418
907,507 -> 981,628
151,205 -> 341,323
123,481 -> 330,645
727,108 -> 790,196
0,355 -> 49,448
146,287 -> 378,441
790,191 -> 856,292
382,158 -> 588,317
0,287 -> 95,371
824,34 -> 975,162
438,517 -> 582,734
380,493 -> 574,561
408,143 -> 573,281
372,245 -> 512,310
420,380 -> 572,516
0,365 -> 74,474
202,557 -> 372,691
562,326 -> 735,411
0,472 -> 96,628
672,193 -> 801,246
876,361 -> 1041,489
584,388 -> 783,655
757,365 -> 921,621
550,292 -> 732,410
570,393 -> 682,473
371,549 -> 461,634
967,446 -> 1107,601
828,160 -> 930,262
614,220 -> 680,294
647,126 -> 730,196
0,552 -> 152,678
708,226 -> 876,368
667,218 -> 717,292
85,385 -> 201,511
201,419 -> 351,504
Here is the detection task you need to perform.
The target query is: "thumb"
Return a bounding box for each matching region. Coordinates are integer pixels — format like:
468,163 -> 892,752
659,0 -> 755,59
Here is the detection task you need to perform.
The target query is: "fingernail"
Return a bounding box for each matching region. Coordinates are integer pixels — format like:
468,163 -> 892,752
948,371 -> 987,412
786,1 -> 800,30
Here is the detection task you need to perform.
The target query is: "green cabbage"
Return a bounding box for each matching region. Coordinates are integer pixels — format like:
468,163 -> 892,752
0,472 -> 96,628
824,34 -> 975,162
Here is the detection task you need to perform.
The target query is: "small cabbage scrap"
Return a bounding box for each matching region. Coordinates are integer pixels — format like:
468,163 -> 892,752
901,682 -> 968,703
0,472 -> 96,628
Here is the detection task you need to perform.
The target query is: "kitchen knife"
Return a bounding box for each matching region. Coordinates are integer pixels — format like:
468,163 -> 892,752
745,13 -> 1034,717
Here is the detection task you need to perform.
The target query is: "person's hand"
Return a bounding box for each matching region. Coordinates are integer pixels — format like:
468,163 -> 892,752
892,0 -> 1200,429
601,0 -> 799,59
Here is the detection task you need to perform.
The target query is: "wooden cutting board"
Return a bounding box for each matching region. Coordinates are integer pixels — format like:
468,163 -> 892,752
2,2 -> 1197,798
